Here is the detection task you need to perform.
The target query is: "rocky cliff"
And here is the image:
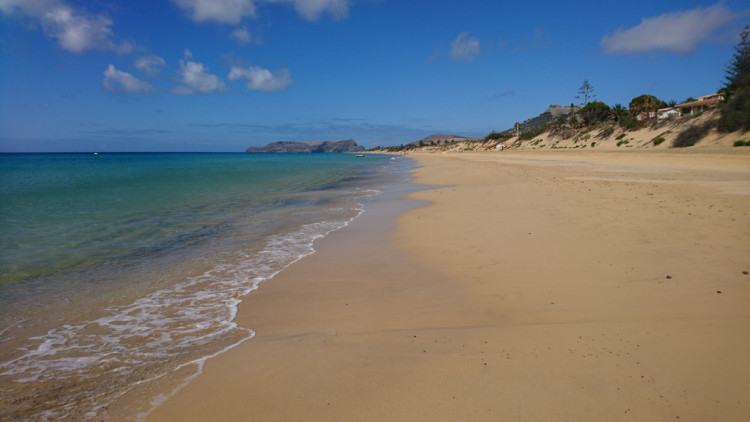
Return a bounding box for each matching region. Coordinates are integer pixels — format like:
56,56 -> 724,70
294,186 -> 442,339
246,139 -> 364,153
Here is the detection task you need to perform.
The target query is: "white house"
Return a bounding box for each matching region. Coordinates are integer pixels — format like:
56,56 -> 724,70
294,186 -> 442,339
657,107 -> 680,119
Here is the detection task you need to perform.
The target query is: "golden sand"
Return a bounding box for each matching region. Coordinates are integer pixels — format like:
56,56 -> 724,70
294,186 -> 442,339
149,149 -> 750,421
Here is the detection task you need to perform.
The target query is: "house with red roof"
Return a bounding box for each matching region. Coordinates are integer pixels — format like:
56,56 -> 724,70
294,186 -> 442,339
675,93 -> 724,116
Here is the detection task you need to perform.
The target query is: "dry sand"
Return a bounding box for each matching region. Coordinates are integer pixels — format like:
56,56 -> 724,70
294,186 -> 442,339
148,149 -> 750,421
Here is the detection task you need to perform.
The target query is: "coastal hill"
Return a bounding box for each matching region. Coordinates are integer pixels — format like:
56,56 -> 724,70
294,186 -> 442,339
246,139 -> 364,153
501,108 -> 743,151
374,107 -> 747,153
502,105 -> 576,136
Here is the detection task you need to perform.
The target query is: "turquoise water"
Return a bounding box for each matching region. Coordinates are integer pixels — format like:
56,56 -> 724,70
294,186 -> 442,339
0,152 -> 409,420
1,153 -> 383,282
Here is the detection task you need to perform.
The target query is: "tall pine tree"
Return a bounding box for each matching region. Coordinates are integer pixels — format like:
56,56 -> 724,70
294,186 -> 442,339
575,79 -> 596,107
724,26 -> 750,98
718,26 -> 750,132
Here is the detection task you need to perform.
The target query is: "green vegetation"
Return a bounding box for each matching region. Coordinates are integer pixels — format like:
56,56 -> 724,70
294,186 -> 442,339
519,126 -> 547,140
629,94 -> 662,118
610,104 -> 627,124
719,26 -> 750,132
651,131 -> 671,146
616,139 -> 630,147
734,140 -> 750,146
485,131 -> 505,141
578,101 -> 610,126
568,115 -> 580,129
618,113 -> 643,131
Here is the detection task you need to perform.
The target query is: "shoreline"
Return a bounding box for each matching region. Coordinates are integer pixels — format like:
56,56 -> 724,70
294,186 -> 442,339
148,149 -> 750,421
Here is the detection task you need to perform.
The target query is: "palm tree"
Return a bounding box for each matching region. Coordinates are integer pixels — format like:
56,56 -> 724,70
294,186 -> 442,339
610,104 -> 627,122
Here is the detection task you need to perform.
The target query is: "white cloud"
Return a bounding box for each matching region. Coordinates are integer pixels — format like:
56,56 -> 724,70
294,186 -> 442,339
450,32 -> 480,62
174,53 -> 227,95
102,64 -> 155,94
171,0 -> 256,24
134,55 -> 166,75
229,65 -> 292,92
170,0 -> 350,24
267,0 -> 349,21
0,0 -> 131,54
601,3 -> 735,55
0,0 -> 55,16
230,26 -> 253,45
112,41 -> 134,55
41,5 -> 114,53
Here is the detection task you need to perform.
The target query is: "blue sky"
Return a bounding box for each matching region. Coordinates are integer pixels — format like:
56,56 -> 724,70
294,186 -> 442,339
0,0 -> 748,152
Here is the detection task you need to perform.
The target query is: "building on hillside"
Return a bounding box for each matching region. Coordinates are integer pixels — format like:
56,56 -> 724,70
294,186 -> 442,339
636,111 -> 656,121
675,93 -> 724,116
657,107 -> 680,119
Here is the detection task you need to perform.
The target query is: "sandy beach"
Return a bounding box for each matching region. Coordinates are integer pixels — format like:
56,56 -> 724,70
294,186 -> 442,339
148,149 -> 750,421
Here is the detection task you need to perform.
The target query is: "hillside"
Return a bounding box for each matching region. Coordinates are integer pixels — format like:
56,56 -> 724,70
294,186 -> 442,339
374,109 -> 748,153
505,109 -> 744,151
501,105 -> 576,135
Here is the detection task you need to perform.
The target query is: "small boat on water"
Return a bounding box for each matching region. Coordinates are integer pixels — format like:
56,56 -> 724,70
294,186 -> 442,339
355,153 -> 365,157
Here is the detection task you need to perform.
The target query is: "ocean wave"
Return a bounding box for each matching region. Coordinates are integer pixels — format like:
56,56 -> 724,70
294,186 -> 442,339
0,202 -> 368,421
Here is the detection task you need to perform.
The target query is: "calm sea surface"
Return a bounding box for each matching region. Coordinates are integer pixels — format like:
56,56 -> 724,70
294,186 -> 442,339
0,152 -> 409,420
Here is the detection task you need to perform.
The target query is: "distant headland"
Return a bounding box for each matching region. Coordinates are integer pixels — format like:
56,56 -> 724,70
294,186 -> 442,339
246,139 -> 364,153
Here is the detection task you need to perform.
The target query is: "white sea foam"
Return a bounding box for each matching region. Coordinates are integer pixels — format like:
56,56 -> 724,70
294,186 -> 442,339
0,202 -> 369,420
0,151 -> 410,422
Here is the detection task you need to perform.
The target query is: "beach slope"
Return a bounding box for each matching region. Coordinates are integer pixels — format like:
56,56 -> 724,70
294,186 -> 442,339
149,150 -> 750,421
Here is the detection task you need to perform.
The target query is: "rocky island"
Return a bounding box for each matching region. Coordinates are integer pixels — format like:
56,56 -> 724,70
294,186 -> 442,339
246,139 -> 364,153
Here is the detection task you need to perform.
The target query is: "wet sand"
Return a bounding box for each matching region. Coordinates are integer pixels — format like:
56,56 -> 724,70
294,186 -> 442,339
149,149 -> 750,421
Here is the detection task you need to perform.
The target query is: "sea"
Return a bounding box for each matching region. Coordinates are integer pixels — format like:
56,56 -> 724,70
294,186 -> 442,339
0,152 -> 410,421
